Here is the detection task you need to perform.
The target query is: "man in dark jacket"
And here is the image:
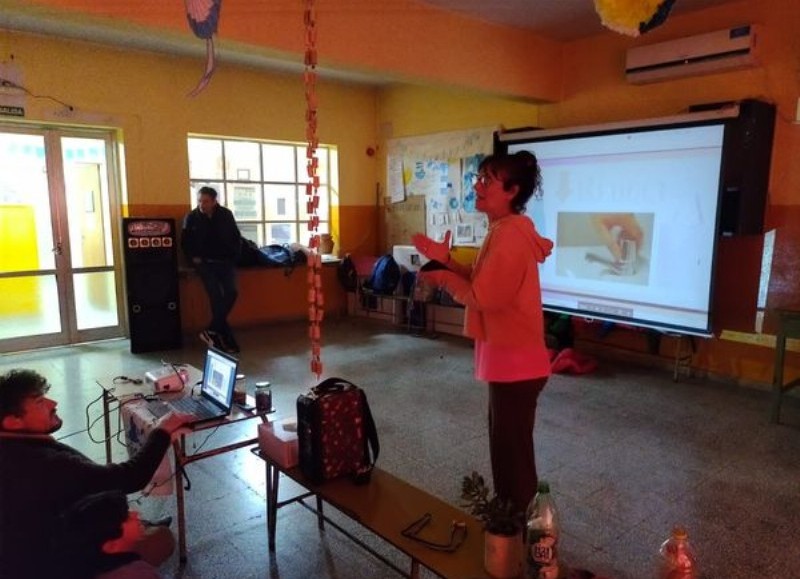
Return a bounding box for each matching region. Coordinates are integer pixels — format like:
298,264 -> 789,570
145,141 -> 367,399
181,186 -> 242,353
0,369 -> 188,579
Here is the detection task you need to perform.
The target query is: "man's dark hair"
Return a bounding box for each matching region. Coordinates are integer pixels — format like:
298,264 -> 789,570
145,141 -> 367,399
0,369 -> 48,421
198,186 -> 218,200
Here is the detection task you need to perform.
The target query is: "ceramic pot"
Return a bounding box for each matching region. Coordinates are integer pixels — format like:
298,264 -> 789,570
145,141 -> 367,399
484,530 -> 522,578
319,233 -> 334,255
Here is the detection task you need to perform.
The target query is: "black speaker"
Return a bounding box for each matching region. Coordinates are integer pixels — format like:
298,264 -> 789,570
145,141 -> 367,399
122,218 -> 182,353
718,99 -> 776,236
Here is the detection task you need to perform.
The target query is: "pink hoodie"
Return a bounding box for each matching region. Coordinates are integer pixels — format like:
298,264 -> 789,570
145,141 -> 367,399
447,214 -> 553,348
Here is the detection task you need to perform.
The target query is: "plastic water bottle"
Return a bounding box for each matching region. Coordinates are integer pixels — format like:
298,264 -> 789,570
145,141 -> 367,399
525,481 -> 559,579
657,526 -> 698,579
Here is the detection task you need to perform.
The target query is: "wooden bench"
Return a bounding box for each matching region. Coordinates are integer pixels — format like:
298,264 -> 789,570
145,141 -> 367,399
251,449 -> 487,579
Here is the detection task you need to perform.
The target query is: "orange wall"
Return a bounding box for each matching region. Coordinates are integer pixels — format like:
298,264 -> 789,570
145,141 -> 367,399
180,264 -> 346,333
19,0 -> 563,101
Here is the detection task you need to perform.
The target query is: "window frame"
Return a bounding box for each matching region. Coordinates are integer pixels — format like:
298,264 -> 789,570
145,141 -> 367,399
187,135 -> 336,247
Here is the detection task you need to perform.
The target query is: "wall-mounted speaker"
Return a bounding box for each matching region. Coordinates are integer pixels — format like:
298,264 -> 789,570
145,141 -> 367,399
718,99 -> 776,236
122,218 -> 182,353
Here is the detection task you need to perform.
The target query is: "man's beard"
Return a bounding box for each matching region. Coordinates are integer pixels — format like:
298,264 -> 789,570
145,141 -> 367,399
45,415 -> 63,434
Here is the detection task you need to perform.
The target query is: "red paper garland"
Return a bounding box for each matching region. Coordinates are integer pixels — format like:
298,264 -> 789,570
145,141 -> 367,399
304,0 -> 323,379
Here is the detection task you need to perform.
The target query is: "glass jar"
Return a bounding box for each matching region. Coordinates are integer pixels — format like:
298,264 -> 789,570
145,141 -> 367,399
234,373 -> 247,405
255,381 -> 272,413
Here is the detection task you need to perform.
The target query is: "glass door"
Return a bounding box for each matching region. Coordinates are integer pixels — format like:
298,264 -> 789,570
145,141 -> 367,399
0,127 -> 124,352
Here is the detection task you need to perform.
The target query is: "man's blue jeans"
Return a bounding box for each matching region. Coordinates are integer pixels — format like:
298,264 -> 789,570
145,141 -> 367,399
195,260 -> 238,336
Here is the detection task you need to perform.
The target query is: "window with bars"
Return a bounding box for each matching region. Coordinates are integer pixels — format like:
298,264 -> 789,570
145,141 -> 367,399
187,136 -> 337,247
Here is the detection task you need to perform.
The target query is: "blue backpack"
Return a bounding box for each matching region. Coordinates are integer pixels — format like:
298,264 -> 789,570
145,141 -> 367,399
364,254 -> 400,296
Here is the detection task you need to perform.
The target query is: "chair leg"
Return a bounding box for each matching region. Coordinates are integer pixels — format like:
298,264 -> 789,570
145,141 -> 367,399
770,333 -> 787,424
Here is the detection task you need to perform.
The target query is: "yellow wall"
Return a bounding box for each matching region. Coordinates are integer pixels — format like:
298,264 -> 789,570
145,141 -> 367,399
3,30 -> 380,253
3,0 -> 799,384
1,30 -> 380,328
375,84 -> 543,263
0,205 -> 39,314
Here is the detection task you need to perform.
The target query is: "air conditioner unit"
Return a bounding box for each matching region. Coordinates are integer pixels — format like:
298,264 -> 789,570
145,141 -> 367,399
626,25 -> 760,84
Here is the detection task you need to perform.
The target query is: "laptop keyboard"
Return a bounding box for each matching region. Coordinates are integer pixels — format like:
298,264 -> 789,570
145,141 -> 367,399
146,400 -> 171,419
170,397 -> 219,419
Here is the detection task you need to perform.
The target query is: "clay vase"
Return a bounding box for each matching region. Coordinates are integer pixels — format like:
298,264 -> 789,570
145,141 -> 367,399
484,530 -> 523,578
319,233 -> 334,255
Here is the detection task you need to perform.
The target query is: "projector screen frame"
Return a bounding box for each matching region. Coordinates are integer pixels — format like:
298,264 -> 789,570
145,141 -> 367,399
495,106 -> 743,338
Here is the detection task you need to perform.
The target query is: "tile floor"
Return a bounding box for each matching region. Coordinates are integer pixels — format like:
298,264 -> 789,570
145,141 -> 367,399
2,317 -> 799,578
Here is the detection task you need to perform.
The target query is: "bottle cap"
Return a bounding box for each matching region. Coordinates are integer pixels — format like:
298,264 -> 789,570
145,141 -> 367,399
672,526 -> 688,540
537,481 -> 550,493
255,381 -> 271,388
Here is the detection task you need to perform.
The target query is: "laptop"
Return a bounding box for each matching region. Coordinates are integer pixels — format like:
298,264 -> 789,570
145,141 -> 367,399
147,348 -> 238,424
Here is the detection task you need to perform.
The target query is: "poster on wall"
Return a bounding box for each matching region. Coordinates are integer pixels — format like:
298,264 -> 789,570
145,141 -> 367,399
0,61 -> 25,117
386,127 -> 496,247
388,156 -> 405,203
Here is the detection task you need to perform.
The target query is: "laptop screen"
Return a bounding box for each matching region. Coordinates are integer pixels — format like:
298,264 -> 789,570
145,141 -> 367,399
201,348 -> 239,409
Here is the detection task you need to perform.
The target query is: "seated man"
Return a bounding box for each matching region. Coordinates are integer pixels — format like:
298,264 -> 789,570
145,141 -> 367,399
58,490 -> 162,579
0,369 -> 189,579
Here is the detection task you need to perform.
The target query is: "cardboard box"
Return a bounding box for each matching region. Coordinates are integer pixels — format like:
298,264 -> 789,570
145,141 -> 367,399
258,419 -> 299,468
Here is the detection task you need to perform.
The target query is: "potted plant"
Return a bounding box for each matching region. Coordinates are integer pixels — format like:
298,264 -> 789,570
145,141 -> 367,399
461,471 -> 525,578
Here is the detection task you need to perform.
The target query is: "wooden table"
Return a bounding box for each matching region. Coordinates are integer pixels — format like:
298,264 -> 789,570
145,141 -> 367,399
96,368 -> 271,561
252,449 -> 488,579
770,307 -> 800,423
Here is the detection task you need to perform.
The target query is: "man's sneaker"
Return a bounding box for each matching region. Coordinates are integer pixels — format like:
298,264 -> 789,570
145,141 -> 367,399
141,516 -> 173,529
221,333 -> 240,354
199,330 -> 222,349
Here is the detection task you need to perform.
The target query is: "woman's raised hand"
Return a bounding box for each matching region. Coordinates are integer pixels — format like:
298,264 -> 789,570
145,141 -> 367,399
411,230 -> 451,263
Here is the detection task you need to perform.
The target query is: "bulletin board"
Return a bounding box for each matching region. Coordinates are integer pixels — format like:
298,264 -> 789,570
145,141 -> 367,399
386,127 -> 497,247
385,194 -> 426,249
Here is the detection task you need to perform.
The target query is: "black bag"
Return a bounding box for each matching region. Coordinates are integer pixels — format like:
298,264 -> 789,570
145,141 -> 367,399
237,238 -> 264,267
296,378 -> 379,484
337,255 -> 358,292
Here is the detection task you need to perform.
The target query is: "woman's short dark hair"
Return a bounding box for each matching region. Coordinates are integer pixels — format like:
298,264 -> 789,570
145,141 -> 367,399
62,490 -> 129,547
479,151 -> 542,214
0,369 -> 48,421
57,491 -> 131,578
198,186 -> 218,199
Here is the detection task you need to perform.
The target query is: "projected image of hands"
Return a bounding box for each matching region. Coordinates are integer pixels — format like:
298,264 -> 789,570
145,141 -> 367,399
556,212 -> 654,285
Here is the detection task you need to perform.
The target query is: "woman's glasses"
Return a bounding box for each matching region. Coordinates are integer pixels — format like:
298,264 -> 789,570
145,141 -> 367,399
470,173 -> 494,187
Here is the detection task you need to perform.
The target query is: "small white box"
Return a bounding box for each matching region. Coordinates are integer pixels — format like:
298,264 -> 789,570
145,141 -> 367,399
392,245 -> 429,272
258,419 -> 299,468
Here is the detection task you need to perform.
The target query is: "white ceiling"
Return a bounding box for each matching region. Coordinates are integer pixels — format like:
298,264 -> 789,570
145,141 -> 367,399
418,0 -> 739,41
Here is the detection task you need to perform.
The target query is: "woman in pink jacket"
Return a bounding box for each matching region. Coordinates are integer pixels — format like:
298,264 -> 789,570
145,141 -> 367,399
413,150 -> 553,514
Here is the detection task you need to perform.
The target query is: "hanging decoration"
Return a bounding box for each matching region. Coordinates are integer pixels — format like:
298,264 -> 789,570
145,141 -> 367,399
594,0 -> 677,37
304,0 -> 324,380
184,0 -> 223,96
